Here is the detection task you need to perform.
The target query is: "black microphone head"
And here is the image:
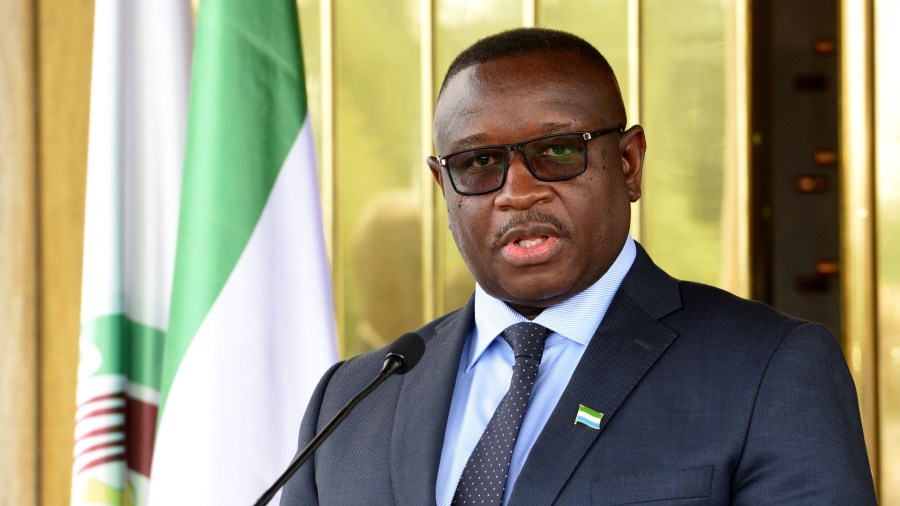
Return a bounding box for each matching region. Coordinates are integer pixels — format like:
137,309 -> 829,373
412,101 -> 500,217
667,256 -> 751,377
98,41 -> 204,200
383,332 -> 425,374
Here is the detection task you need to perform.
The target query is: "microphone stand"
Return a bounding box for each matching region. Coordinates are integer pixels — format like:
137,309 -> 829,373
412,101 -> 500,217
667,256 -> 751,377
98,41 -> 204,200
253,356 -> 405,506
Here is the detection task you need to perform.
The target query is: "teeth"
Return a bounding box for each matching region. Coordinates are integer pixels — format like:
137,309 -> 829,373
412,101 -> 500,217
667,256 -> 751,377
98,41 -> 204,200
517,237 -> 545,249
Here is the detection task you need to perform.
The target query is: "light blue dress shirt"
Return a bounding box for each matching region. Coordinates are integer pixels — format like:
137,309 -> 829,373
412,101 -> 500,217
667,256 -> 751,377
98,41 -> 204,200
435,235 -> 636,505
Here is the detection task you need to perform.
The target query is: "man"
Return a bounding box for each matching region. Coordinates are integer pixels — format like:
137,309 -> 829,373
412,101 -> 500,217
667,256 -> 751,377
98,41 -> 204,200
282,28 -> 875,505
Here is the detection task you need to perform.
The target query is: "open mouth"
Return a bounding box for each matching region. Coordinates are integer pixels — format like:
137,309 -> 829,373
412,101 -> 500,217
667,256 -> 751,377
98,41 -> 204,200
515,236 -> 547,249
501,233 -> 560,265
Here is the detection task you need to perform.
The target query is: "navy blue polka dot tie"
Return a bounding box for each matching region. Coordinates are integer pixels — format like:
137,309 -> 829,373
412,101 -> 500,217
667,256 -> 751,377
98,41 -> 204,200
452,322 -> 550,505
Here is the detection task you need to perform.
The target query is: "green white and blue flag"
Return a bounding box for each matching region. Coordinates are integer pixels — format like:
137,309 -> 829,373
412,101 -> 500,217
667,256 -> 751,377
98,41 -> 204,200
575,404 -> 604,430
148,0 -> 338,504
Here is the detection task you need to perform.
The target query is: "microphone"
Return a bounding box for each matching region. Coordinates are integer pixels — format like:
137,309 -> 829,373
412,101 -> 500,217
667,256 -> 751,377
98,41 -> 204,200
381,331 -> 426,375
254,332 -> 426,505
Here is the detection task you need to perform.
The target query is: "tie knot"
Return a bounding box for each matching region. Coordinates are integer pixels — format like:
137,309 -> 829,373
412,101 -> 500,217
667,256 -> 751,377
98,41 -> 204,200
502,322 -> 549,362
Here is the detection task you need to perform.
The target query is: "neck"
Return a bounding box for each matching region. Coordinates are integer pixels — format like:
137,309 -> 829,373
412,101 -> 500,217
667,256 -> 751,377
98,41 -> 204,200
505,302 -> 544,320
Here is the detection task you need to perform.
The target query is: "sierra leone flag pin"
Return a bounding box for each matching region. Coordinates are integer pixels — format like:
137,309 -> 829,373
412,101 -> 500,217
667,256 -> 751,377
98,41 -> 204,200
575,404 -> 604,429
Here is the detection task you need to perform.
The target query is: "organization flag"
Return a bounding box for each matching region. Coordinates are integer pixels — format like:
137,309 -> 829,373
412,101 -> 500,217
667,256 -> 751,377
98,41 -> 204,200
73,0 -> 192,504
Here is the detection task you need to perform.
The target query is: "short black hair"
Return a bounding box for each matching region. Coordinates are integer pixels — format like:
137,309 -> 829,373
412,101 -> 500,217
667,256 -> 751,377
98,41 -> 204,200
438,28 -> 616,99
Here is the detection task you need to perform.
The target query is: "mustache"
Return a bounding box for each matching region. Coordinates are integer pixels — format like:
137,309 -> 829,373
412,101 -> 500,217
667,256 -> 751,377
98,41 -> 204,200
494,210 -> 571,241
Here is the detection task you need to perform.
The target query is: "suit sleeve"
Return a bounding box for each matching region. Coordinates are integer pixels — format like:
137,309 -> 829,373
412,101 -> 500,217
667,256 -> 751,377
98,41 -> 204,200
280,361 -> 343,506
731,323 -> 876,504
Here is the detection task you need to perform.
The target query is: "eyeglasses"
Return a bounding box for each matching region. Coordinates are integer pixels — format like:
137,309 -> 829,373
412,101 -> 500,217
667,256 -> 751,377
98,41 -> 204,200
437,126 -> 624,196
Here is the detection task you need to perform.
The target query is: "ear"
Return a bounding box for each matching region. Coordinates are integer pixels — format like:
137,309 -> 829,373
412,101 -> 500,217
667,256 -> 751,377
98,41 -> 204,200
619,125 -> 646,202
426,156 -> 446,194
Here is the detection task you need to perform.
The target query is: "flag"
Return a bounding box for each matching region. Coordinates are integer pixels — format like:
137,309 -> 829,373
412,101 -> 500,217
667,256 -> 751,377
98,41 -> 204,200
574,404 -> 604,430
146,0 -> 338,504
74,0 -> 192,504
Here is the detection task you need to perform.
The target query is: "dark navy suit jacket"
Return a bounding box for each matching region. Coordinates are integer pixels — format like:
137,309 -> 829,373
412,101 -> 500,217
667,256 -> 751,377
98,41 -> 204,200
281,245 -> 876,505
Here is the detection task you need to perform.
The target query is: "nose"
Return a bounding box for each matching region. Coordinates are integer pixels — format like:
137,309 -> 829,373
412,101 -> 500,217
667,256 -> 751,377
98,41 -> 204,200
494,150 -> 553,210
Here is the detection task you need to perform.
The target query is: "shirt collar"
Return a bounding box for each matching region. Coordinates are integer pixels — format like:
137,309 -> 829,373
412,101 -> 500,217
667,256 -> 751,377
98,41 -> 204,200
468,235 -> 637,371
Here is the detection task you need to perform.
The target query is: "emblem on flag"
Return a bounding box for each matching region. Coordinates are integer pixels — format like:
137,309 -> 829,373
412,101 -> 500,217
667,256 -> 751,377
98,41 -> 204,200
574,404 -> 604,429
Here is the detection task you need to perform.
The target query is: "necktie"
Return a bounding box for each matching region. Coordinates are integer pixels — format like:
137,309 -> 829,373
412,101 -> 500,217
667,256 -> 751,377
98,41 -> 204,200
453,322 -> 550,505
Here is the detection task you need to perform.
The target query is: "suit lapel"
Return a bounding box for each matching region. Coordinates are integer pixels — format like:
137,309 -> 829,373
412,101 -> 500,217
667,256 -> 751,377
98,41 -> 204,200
391,298 -> 474,506
509,246 -> 682,504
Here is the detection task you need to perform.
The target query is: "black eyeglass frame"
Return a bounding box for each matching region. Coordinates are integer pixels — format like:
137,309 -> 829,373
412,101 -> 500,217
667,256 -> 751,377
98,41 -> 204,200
437,126 -> 625,196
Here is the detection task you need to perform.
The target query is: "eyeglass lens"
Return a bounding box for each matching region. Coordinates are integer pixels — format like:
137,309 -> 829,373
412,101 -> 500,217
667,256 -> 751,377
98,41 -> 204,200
446,133 -> 587,194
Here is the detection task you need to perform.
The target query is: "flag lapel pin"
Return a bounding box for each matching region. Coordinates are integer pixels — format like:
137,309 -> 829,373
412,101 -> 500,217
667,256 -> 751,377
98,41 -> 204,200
574,404 -> 604,430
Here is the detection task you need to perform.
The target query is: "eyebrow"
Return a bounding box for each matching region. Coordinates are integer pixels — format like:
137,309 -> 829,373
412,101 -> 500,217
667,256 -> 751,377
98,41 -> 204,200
445,121 -> 582,154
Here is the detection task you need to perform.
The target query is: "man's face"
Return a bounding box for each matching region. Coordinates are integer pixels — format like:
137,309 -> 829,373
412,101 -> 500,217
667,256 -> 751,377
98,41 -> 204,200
427,50 -> 646,316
